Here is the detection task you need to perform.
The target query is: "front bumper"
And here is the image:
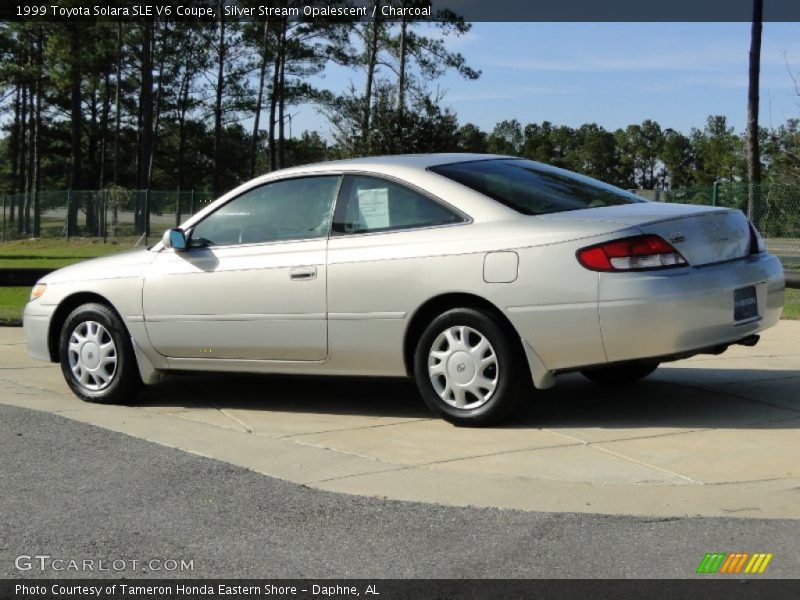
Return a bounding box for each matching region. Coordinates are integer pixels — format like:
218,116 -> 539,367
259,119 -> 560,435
23,301 -> 56,362
598,252 -> 784,363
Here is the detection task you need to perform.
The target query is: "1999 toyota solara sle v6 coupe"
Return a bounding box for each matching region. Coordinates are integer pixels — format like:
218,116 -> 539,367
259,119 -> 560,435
24,154 -> 785,426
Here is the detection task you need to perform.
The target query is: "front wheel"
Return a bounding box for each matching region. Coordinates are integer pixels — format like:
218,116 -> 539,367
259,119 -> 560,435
59,302 -> 143,404
413,308 -> 528,427
580,362 -> 659,385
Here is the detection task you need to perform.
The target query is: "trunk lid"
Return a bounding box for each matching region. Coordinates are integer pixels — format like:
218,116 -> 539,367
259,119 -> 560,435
539,203 -> 752,266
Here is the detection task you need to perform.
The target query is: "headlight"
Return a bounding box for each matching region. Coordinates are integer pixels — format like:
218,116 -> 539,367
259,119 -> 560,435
30,283 -> 47,301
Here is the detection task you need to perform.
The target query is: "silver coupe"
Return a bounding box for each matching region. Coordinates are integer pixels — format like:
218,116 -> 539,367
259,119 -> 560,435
24,154 -> 785,425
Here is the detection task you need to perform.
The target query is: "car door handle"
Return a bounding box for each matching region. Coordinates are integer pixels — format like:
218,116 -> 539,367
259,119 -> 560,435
289,266 -> 317,281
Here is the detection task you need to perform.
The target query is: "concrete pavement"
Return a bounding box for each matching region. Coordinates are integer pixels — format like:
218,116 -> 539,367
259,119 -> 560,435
1,321 -> 798,519
4,402 -> 800,579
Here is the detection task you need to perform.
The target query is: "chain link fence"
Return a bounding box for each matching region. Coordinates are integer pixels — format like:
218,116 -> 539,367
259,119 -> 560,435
632,183 -> 800,270
0,184 -> 798,317
2,184 -> 799,268
1,189 -> 216,246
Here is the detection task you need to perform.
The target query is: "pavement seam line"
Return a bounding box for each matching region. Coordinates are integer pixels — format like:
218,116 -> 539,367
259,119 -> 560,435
304,464 -> 415,485
702,475 -> 800,486
52,409 -> 154,422
414,426 -> 715,467
164,372 -> 255,433
673,381 -> 800,415
586,443 -> 699,484
0,375 -> 71,396
417,438 -> 699,484
285,436 -> 415,465
164,410 -> 251,432
541,426 -> 714,446
276,418 -> 434,439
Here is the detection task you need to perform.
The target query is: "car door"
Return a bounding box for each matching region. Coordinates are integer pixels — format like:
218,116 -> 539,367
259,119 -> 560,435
142,175 -> 341,361
325,174 -> 469,373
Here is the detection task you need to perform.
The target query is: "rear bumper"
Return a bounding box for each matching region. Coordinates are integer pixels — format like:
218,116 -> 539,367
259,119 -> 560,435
598,252 -> 784,364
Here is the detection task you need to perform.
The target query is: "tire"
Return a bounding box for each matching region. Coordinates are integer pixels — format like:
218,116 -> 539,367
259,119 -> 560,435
580,362 -> 659,385
413,307 -> 528,427
59,302 -> 143,404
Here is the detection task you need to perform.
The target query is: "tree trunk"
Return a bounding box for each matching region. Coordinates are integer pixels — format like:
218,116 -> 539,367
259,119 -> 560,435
112,20 -> 122,185
212,10 -> 226,195
746,0 -> 763,226
9,87 -> 20,223
268,29 -> 282,172
32,26 -> 44,237
138,20 -> 154,232
250,18 -> 270,177
19,83 -> 28,234
177,74 -> 190,193
394,18 -> 408,153
361,17 -> 380,154
86,87 -> 98,233
148,21 -> 168,186
278,22 -> 286,169
68,27 -> 82,236
24,74 -> 34,235
99,71 -> 111,189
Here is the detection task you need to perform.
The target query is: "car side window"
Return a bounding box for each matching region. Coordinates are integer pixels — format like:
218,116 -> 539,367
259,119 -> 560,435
332,175 -> 464,235
190,176 -> 340,247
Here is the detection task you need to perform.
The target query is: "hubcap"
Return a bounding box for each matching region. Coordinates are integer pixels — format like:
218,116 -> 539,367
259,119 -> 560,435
428,325 -> 499,410
68,321 -> 118,391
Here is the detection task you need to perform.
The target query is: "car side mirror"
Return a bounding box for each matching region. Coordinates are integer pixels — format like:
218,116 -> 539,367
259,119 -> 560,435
162,228 -> 187,251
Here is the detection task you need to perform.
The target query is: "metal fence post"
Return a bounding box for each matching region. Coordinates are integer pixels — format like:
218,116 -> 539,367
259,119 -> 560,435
102,191 -> 107,244
2,195 -> 6,243
144,189 -> 150,245
711,181 -> 718,207
33,190 -> 40,238
66,189 -> 72,239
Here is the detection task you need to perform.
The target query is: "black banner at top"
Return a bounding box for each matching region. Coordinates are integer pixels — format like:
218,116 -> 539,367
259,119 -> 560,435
3,0 -> 800,23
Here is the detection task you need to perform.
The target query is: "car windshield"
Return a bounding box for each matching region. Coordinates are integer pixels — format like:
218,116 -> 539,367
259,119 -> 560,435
429,158 -> 646,216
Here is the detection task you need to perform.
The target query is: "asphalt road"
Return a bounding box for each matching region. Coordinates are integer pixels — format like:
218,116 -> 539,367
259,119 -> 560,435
1,403 -> 799,580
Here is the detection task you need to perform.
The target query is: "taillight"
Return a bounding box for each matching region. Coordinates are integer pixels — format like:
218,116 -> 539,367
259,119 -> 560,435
749,223 -> 766,254
577,234 -> 687,272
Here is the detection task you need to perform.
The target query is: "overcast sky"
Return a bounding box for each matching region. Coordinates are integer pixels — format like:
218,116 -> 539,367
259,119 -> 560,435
290,21 -> 800,138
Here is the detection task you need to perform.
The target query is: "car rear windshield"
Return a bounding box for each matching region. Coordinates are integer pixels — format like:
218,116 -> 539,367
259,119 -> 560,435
429,158 -> 646,216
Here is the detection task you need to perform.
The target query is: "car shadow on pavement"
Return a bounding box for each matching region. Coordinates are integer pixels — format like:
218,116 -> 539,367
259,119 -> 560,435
137,371 -> 432,419
523,368 -> 800,431
133,367 -> 800,430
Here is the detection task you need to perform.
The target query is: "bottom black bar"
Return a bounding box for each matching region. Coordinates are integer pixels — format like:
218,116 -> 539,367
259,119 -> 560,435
2,579 -> 799,600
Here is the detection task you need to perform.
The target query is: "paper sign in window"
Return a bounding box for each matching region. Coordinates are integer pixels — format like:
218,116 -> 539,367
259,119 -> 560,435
356,188 -> 390,229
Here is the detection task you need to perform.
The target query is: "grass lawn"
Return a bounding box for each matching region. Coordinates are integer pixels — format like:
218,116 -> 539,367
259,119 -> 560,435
0,238 -> 138,324
0,238 -> 137,268
0,287 -> 31,325
784,287 -> 800,320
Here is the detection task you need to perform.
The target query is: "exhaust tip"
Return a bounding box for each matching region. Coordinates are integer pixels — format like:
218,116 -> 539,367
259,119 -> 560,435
736,334 -> 760,347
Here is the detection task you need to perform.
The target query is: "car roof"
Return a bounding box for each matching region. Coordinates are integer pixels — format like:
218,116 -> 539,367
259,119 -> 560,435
272,153 -> 512,176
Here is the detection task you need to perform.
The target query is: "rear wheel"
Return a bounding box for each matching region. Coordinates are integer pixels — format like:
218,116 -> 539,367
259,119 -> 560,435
413,308 -> 527,426
580,362 -> 659,385
59,302 -> 143,404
